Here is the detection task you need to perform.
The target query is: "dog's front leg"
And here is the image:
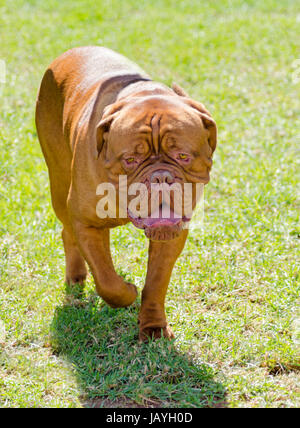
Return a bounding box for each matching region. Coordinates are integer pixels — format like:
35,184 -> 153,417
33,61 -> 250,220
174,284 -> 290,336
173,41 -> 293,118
139,230 -> 188,341
72,221 -> 137,308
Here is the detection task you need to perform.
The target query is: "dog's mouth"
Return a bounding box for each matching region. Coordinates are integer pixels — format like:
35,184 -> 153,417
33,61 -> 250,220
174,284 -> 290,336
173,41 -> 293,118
128,204 -> 190,241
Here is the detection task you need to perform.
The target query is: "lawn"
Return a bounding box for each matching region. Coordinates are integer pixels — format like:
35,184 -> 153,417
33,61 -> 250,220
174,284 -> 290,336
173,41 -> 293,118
0,0 -> 299,408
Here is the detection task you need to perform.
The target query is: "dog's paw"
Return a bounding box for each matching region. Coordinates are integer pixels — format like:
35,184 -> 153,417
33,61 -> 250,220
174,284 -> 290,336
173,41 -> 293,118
139,325 -> 175,342
65,272 -> 87,286
106,281 -> 138,309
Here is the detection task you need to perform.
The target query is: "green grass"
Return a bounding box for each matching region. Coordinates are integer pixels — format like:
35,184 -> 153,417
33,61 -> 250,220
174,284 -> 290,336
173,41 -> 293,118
0,0 -> 299,408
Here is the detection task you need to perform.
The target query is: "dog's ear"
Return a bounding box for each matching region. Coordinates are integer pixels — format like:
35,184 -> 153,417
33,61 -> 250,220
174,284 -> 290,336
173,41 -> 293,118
172,82 -> 189,97
172,84 -> 217,152
96,100 -> 126,157
183,98 -> 217,153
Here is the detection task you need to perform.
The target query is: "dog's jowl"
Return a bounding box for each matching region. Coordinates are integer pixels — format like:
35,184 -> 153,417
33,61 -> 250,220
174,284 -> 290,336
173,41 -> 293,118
36,47 -> 217,341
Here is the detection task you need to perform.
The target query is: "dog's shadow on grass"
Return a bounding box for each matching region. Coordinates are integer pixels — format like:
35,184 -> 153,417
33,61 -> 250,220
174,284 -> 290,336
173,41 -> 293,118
50,286 -> 227,408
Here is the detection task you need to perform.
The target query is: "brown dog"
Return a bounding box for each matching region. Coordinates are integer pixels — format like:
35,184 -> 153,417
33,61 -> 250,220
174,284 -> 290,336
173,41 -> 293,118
36,47 -> 217,341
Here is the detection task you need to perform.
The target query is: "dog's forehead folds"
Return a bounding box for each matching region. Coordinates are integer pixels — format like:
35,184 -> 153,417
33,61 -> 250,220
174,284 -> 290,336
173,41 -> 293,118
110,95 -> 205,145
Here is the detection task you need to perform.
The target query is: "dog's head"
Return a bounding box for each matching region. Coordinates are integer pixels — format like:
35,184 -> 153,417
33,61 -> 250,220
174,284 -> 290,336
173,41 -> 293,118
96,87 -> 217,241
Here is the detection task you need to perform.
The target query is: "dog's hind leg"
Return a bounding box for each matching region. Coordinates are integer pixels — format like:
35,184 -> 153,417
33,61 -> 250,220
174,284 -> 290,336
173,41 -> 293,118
62,227 -> 87,285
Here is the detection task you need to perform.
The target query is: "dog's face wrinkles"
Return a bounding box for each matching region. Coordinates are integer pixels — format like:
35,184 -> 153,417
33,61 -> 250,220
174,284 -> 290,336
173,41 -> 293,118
98,95 -> 217,241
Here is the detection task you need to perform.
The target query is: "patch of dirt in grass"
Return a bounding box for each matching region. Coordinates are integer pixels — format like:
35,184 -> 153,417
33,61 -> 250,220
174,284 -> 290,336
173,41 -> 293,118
260,357 -> 300,377
267,362 -> 300,377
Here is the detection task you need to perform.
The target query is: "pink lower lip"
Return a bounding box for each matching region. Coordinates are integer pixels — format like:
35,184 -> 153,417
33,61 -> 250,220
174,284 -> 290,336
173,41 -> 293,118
127,206 -> 190,229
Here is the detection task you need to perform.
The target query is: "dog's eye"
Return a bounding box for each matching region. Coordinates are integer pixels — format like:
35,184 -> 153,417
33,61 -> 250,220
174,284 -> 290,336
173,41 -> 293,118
177,153 -> 190,161
124,157 -> 136,166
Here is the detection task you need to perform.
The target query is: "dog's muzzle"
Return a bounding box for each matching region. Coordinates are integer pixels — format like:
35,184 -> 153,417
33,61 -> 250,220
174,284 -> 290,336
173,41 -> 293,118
128,168 -> 190,241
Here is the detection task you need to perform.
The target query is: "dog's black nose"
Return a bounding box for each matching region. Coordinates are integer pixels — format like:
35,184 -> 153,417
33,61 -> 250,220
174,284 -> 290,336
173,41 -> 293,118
150,170 -> 175,185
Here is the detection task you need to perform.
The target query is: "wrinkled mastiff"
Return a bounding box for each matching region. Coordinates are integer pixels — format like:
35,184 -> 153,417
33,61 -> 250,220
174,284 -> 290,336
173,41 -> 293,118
36,47 -> 217,341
